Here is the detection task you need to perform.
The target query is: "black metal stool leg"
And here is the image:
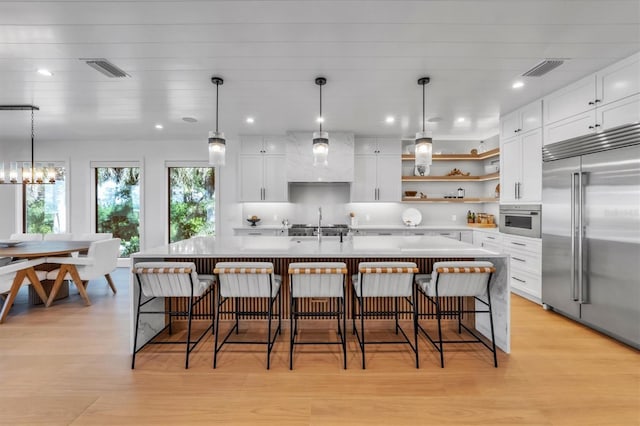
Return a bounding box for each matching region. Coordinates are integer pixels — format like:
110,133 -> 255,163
131,282 -> 143,369
213,290 -> 222,368
457,296 -> 463,334
289,292 -> 295,370
234,298 -> 240,335
436,297 -> 444,368
360,293 -> 366,370
267,294 -> 273,370
185,295 -> 194,369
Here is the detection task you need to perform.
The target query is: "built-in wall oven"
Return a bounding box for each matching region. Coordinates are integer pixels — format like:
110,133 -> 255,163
499,204 -> 541,238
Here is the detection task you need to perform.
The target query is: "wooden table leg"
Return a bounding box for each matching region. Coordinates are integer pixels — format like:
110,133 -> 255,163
0,270 -> 27,324
46,265 -> 92,307
67,265 -> 91,306
25,268 -> 48,305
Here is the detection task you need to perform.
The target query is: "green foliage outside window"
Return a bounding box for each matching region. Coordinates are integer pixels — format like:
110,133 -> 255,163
169,167 -> 215,243
96,167 -> 140,257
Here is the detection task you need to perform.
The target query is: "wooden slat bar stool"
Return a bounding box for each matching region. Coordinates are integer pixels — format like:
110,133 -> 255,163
415,261 -> 498,368
288,262 -> 348,370
352,262 -> 420,369
131,262 -> 215,369
213,262 -> 282,369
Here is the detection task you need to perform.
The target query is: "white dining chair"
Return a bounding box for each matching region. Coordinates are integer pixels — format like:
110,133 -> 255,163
72,233 -> 113,241
45,238 -> 121,305
9,233 -> 43,241
0,258 -> 48,323
43,233 -> 73,241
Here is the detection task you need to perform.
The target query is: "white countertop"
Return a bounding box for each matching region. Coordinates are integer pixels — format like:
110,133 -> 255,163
134,235 -> 504,259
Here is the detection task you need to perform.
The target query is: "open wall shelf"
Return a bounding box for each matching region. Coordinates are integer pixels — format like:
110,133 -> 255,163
402,172 -> 499,182
401,147 -> 500,161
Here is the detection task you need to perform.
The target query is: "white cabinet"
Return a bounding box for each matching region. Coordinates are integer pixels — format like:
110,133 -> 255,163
473,230 -> 502,252
238,136 -> 287,202
500,129 -> 542,203
352,140 -> 401,202
234,228 -> 287,236
502,235 -> 541,302
543,53 -> 640,145
500,100 -> 542,137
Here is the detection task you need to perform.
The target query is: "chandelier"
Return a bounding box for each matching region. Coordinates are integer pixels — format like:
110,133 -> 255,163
0,105 -> 55,184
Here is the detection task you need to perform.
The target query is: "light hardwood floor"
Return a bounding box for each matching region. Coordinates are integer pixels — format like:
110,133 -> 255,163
0,268 -> 638,425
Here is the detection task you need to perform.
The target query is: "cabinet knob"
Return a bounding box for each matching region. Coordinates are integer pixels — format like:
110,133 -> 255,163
594,99 -> 601,103
588,125 -> 594,129
594,124 -> 601,128
588,101 -> 595,105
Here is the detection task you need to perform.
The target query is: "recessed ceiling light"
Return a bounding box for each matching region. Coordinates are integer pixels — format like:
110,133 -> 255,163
246,117 -> 255,124
155,124 -> 163,130
182,117 -> 198,123
385,116 -> 395,124
37,69 -> 53,77
512,81 -> 525,89
316,117 -> 324,123
456,117 -> 466,123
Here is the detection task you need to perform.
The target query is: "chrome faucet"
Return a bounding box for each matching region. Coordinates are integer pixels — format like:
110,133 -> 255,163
317,206 -> 323,242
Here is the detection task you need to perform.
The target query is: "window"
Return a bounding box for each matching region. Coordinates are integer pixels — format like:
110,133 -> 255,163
95,167 -> 140,257
168,167 -> 215,243
23,164 -> 67,233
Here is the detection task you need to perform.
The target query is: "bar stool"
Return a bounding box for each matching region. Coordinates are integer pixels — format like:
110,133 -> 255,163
213,262 -> 282,369
415,261 -> 497,368
288,262 -> 347,370
352,262 -> 419,369
131,262 -> 215,369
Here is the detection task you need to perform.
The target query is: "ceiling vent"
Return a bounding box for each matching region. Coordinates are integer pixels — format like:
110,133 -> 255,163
81,58 -> 130,78
522,59 -> 566,77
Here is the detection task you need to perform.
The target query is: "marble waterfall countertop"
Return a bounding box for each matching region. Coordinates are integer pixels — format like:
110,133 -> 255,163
134,235 -> 504,258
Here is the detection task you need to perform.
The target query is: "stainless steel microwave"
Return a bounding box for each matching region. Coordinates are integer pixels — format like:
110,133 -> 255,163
499,204 -> 541,238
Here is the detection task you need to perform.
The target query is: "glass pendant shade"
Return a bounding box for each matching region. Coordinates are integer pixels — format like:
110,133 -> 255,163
312,131 -> 329,166
208,131 -> 226,166
415,131 -> 433,166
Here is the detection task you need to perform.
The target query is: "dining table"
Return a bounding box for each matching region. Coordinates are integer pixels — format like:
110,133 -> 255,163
0,241 -> 93,314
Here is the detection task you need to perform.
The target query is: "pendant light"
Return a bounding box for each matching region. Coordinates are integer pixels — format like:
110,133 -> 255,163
0,105 -> 54,185
312,77 -> 329,166
415,77 -> 433,167
208,76 -> 226,166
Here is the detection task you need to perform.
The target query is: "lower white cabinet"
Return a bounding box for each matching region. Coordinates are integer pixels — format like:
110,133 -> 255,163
234,228 -> 287,236
502,234 -> 542,302
473,230 -> 502,252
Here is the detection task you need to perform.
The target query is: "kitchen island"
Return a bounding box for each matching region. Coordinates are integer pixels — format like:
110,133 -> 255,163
131,235 -> 510,353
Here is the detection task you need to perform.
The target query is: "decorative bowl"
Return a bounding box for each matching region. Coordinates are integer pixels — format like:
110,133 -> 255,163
404,191 -> 418,197
246,218 -> 261,227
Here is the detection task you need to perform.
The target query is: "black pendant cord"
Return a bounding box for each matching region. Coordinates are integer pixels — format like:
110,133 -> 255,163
31,108 -> 35,182
422,82 -> 425,133
319,83 -> 323,133
215,82 -> 219,133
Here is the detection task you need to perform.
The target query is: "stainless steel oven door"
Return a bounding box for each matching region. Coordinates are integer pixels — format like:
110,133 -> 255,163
499,205 -> 541,238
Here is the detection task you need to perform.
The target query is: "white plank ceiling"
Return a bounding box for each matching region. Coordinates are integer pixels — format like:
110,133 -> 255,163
0,0 -> 639,143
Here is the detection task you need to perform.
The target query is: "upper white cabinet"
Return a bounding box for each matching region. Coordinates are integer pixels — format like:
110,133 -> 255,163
354,137 -> 402,156
286,132 -> 354,182
352,138 -> 401,202
238,136 -> 287,202
543,53 -> 640,145
500,129 -> 542,203
500,100 -> 542,137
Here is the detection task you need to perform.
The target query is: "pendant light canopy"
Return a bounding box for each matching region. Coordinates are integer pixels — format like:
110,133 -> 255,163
312,77 -> 329,166
0,105 -> 55,185
415,77 -> 433,167
208,76 -> 226,166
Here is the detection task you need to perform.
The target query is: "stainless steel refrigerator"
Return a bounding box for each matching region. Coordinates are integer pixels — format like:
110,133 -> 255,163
542,123 -> 640,349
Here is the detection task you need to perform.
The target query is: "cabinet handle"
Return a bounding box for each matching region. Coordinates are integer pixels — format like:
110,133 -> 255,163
513,257 -> 526,262
486,236 -> 496,240
378,232 -> 392,236
588,125 -> 594,129
248,232 -> 262,236
595,124 -> 601,128
588,101 -> 595,106
594,99 -> 601,103
512,277 -> 526,283
511,242 -> 526,246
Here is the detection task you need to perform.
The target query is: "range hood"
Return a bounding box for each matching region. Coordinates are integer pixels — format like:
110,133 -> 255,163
286,131 -> 355,182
